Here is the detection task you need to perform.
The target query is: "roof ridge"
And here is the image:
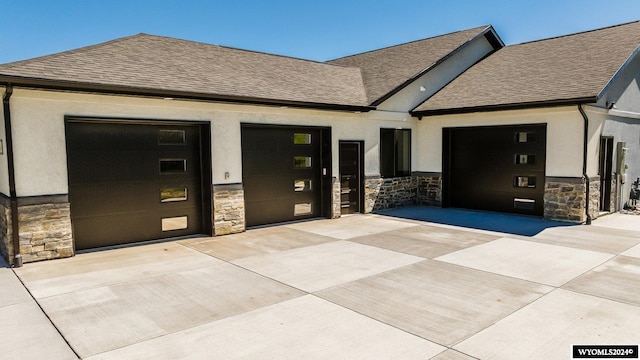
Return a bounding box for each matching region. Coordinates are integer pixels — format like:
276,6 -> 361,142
128,33 -> 345,68
509,20 -> 640,47
327,25 -> 491,62
214,43 -> 346,67
1,32 -> 351,70
0,33 -> 147,67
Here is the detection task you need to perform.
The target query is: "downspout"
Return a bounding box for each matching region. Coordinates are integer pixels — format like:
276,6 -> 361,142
578,104 -> 592,225
3,85 -> 22,267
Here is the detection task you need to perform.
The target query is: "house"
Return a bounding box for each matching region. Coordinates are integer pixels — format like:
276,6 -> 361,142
1,21 -> 639,266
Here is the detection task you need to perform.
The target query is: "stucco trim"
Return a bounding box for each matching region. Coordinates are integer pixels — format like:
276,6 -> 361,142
413,171 -> 442,177
412,97 -> 596,117
0,80 -> 375,113
213,183 -> 243,191
371,27 -> 503,106
545,176 -> 587,184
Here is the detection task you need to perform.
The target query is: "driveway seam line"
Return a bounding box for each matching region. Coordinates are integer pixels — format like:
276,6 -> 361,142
12,268 -> 81,359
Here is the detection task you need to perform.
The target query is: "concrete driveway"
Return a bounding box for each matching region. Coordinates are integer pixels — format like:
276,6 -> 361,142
3,212 -> 640,359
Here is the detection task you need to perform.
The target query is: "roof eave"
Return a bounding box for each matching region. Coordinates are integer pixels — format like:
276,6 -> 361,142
410,96 -> 597,117
0,75 -> 375,113
370,26 -> 504,106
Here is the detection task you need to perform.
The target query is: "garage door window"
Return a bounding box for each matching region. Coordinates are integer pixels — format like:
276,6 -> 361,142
159,130 -> 186,144
293,133 -> 312,145
514,198 -> 535,210
514,176 -> 536,188
160,187 -> 188,202
515,131 -> 537,143
294,179 -> 312,192
160,159 -> 187,174
294,156 -> 312,168
294,203 -> 313,216
380,128 -> 411,178
162,216 -> 188,231
515,154 -> 535,165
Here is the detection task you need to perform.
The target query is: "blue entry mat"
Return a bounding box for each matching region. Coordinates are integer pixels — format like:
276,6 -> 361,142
374,206 -> 575,236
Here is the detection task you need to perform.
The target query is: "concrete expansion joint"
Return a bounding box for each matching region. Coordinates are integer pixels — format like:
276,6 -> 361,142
11,267 -> 81,359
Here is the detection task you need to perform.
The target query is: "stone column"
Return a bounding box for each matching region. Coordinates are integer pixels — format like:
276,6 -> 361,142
0,196 -> 76,265
415,172 -> 442,207
543,177 -> 590,223
213,184 -> 245,236
0,199 -> 12,264
331,177 -> 341,218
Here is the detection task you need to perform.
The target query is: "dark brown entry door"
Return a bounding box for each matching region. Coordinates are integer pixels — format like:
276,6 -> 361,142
66,120 -> 209,250
242,125 -> 324,227
444,124 -> 546,216
599,137 -> 614,211
339,141 -> 363,214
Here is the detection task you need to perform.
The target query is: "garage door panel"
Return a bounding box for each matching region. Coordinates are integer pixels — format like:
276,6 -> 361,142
243,176 -> 298,203
70,180 -> 202,217
69,152 -> 201,184
242,150 -> 293,176
72,208 -> 202,248
66,121 -> 208,250
446,124 -> 546,216
242,125 -> 324,227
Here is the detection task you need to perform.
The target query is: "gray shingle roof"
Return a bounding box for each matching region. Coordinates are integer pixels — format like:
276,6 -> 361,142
0,34 -> 369,108
413,21 -> 640,115
327,26 -> 493,105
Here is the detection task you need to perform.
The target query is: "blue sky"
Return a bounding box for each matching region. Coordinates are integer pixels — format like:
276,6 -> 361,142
2,0 -> 640,64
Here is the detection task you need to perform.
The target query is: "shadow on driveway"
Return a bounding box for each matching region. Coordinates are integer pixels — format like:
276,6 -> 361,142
375,206 -> 575,236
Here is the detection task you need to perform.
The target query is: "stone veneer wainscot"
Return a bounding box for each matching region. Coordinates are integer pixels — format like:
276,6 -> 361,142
543,177 -> 598,223
364,176 -> 416,212
213,184 -> 245,236
415,173 -> 442,207
0,195 -> 74,265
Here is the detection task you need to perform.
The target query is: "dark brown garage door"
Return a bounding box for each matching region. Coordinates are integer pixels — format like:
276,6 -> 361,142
65,119 -> 211,250
443,124 -> 546,216
241,125 -> 330,227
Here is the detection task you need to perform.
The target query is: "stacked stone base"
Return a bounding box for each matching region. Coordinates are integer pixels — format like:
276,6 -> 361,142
416,174 -> 442,206
213,184 -> 245,236
543,177 -> 601,223
0,195 -> 74,266
364,176 -> 416,212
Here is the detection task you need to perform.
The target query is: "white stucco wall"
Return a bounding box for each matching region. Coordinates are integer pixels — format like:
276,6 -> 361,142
377,36 -> 495,113
584,107 -> 606,178
597,49 -> 640,114
415,106 -> 591,177
9,89 -> 414,197
589,105 -> 640,208
0,88 -> 9,195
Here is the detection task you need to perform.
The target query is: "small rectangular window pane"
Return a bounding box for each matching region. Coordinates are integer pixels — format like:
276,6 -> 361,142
515,131 -> 537,143
515,154 -> 535,165
514,198 -> 535,210
293,133 -> 312,145
397,129 -> 411,176
380,129 -> 396,177
294,179 -> 312,192
162,216 -> 188,231
294,156 -> 312,168
161,187 -> 187,202
514,176 -> 536,188
294,203 -> 312,216
380,128 -> 411,178
159,130 -> 186,144
160,159 -> 186,174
